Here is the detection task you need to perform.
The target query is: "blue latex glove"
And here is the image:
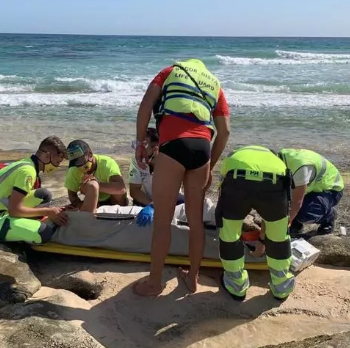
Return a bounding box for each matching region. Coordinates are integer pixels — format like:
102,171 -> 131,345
136,204 -> 154,227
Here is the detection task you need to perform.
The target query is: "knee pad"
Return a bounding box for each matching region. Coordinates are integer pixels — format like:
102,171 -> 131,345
265,236 -> 291,260
34,188 -> 53,204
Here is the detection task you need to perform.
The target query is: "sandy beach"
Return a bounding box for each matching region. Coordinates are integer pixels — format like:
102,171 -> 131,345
0,148 -> 349,348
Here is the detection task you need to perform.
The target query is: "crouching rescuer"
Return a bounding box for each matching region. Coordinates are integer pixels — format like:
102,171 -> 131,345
216,145 -> 295,301
0,136 -> 68,244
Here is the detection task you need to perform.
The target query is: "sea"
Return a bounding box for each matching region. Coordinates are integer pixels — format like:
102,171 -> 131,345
0,34 -> 349,164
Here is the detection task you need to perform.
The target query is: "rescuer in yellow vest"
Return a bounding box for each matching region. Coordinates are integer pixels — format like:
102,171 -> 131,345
216,145 -> 295,301
278,148 -> 344,237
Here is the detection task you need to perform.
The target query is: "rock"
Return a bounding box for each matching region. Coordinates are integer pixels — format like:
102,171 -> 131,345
308,234 -> 350,267
250,209 -> 263,226
0,287 -> 103,348
0,316 -> 104,348
0,244 -> 41,307
259,331 -> 350,348
243,214 -> 261,232
36,270 -> 103,300
28,256 -> 103,300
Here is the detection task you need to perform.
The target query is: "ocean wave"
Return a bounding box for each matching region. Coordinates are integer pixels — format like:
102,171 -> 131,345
275,50 -> 350,60
224,90 -> 350,107
0,85 -> 33,93
216,52 -> 350,65
0,92 -> 141,107
2,91 -> 350,108
226,81 -> 350,94
53,77 -> 148,93
0,74 -> 19,81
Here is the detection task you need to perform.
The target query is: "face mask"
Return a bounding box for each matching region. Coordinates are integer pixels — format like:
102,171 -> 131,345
78,160 -> 93,174
148,146 -> 158,162
44,163 -> 59,175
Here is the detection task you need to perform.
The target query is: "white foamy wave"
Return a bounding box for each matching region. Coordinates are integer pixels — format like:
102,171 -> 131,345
55,77 -> 85,82
0,85 -> 33,93
227,82 -> 289,93
54,77 -> 148,93
276,50 -> 350,60
1,90 -> 350,108
216,55 -> 350,66
223,90 -> 350,107
0,92 -> 142,107
0,74 -> 18,80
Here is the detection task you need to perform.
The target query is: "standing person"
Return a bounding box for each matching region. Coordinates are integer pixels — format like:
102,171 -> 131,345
217,146 -> 295,301
278,148 -> 344,236
0,136 -> 68,244
133,58 -> 230,296
65,140 -> 127,213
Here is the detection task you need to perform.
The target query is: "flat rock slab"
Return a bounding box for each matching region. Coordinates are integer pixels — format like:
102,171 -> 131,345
309,235 -> 350,267
0,244 -> 41,307
259,330 -> 350,348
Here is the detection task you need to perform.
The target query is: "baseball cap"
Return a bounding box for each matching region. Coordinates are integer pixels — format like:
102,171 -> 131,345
67,140 -> 90,168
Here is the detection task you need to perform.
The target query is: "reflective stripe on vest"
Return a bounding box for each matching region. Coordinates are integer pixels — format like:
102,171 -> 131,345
0,162 -> 30,185
159,60 -> 220,129
314,156 -> 327,182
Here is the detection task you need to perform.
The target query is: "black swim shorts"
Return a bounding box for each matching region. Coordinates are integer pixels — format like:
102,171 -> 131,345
159,138 -> 210,170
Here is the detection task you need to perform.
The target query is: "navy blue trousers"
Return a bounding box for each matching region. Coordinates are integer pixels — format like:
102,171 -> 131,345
295,190 -> 343,225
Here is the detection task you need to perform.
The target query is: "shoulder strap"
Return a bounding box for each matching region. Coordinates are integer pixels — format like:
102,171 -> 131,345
173,64 -> 213,110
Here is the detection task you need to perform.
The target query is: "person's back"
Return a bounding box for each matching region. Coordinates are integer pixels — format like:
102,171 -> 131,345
279,148 -> 344,193
133,58 -> 230,296
221,145 -> 286,178
279,148 -> 344,236
0,158 -> 37,213
153,59 -> 229,146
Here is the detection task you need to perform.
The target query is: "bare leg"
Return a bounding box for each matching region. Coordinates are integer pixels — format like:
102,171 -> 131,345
133,153 -> 185,296
178,161 -> 210,293
80,181 -> 99,213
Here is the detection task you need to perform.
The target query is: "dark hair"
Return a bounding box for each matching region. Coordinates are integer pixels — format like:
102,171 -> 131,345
39,136 -> 68,159
146,127 -> 159,144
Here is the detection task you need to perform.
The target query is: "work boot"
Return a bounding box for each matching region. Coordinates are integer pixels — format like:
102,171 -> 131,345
289,220 -> 304,236
317,209 -> 337,235
220,274 -> 246,302
273,294 -> 289,302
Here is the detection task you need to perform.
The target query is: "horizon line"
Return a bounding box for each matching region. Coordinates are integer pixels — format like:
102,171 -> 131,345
1,32 -> 350,39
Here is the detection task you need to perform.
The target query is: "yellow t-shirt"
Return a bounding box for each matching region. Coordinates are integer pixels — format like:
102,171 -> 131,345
64,154 -> 121,202
0,158 -> 37,211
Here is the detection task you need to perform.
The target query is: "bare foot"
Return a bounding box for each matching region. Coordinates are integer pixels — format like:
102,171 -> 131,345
133,278 -> 163,297
178,267 -> 198,293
